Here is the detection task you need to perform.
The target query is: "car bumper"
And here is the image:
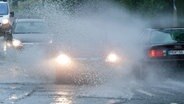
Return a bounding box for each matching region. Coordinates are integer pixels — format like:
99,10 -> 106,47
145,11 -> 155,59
144,58 -> 184,67
49,58 -> 125,84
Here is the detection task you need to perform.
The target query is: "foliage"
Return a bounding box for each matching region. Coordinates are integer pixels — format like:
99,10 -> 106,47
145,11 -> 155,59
12,0 -> 184,18
115,0 -> 172,17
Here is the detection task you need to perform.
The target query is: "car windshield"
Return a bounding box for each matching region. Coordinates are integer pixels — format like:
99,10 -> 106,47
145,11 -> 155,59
0,3 -> 8,15
14,21 -> 47,34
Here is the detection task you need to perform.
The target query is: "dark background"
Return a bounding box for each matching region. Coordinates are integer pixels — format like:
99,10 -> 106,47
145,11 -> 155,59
10,0 -> 184,27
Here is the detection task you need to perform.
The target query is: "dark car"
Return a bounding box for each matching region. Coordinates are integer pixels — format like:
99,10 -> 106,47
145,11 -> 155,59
135,28 -> 184,78
144,28 -> 184,62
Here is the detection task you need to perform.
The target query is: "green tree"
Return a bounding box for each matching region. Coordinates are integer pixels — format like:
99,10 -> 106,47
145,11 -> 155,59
176,0 -> 184,25
116,0 -> 172,17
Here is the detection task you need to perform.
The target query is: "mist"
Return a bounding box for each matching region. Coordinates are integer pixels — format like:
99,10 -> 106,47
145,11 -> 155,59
2,0 -> 175,86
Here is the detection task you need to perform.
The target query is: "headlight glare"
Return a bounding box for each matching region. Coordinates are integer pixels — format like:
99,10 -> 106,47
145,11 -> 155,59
56,54 -> 72,65
2,19 -> 9,24
106,53 -> 120,63
12,39 -> 22,47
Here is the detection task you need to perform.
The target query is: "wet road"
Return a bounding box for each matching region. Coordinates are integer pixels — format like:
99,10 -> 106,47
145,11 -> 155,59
0,52 -> 184,104
0,79 -> 184,104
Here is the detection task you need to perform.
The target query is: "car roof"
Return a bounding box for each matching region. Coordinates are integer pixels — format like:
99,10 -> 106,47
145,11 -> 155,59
147,27 -> 184,32
154,27 -> 184,30
15,19 -> 45,23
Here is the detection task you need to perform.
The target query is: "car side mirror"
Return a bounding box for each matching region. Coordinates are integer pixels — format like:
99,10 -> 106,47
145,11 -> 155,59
10,11 -> 14,17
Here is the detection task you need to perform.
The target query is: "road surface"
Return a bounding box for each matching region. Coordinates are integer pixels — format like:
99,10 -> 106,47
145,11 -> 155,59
0,78 -> 184,104
0,55 -> 184,104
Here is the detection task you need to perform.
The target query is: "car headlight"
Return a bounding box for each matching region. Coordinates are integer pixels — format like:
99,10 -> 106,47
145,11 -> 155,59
55,54 -> 72,66
106,53 -> 120,63
12,39 -> 23,47
2,18 -> 9,24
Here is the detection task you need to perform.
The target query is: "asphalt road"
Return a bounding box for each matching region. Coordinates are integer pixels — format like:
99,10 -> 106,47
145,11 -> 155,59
0,54 -> 184,104
0,78 -> 184,104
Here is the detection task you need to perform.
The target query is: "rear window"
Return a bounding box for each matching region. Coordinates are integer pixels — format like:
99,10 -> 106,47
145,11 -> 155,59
0,3 -> 8,15
150,29 -> 184,44
150,30 -> 175,44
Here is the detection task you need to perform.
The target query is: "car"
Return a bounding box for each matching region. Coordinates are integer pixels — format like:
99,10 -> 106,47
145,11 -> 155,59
52,50 -> 125,84
0,0 -> 14,37
4,18 -> 53,57
8,19 -> 126,84
4,18 -> 54,79
48,35 -> 126,84
134,27 -> 184,79
8,19 -> 51,47
6,18 -> 151,85
7,18 -> 126,84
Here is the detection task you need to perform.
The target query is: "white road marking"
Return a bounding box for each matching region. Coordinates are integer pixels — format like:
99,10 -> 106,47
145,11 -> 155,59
136,89 -> 154,97
165,79 -> 184,88
152,88 -> 175,96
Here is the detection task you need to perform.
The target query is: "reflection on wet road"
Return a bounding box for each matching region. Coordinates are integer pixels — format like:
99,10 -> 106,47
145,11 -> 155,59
0,79 -> 184,104
0,57 -> 183,104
